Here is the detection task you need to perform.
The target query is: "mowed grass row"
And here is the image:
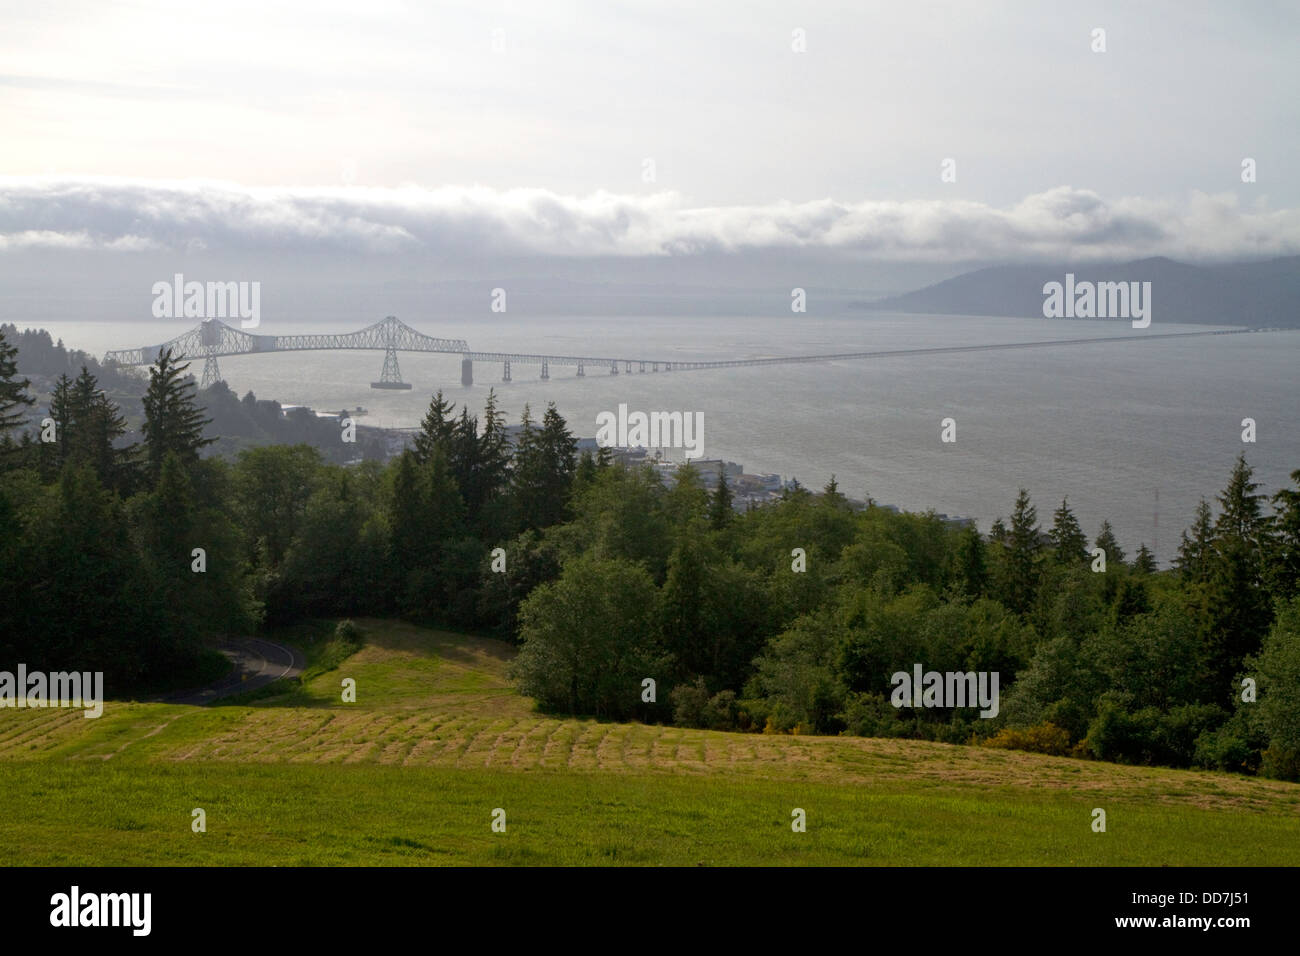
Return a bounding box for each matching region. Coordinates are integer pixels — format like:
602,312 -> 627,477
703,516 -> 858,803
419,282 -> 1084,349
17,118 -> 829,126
2,618 -> 1299,865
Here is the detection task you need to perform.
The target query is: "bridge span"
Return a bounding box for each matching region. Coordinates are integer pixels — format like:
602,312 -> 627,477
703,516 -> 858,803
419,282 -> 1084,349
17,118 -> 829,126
102,316 -> 1257,390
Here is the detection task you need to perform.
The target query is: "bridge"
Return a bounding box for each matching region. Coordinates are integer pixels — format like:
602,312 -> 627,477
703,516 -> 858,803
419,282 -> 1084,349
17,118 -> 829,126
102,316 -> 1260,390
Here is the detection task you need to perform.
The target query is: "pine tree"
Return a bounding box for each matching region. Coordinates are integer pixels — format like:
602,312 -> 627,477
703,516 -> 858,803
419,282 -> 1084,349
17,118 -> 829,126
71,366 -> 131,491
1003,488 -> 1042,614
389,450 -> 436,573
1214,454 -> 1272,547
511,404 -> 545,531
443,407 -> 483,521
1202,455 -> 1275,700
413,390 -> 456,464
953,524 -> 988,598
141,349 -> 214,483
0,326 -> 34,435
536,403 -> 577,528
573,449 -> 598,494
989,517 -> 1009,545
1094,519 -> 1125,566
49,373 -> 75,468
1133,543 -> 1157,574
1048,497 -> 1089,564
1270,469 -> 1300,599
822,474 -> 848,510
709,469 -> 734,530
478,389 -> 511,501
1174,499 -> 1214,582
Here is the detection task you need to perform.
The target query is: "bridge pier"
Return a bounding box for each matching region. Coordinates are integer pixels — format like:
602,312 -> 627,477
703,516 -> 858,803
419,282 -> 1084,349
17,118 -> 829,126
576,363 -> 584,377
610,362 -> 618,375
371,345 -> 412,389
502,360 -> 511,382
201,351 -> 222,389
540,359 -> 549,380
461,358 -> 473,386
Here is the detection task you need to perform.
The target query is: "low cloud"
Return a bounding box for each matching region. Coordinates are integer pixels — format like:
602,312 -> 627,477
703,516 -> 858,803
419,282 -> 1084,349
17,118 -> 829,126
1,177 -> 1297,263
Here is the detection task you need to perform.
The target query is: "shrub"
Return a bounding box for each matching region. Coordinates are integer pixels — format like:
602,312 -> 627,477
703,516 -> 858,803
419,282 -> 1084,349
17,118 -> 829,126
670,678 -> 710,728
981,722 -> 1074,756
1261,746 -> 1300,782
840,692 -> 906,737
334,619 -> 362,644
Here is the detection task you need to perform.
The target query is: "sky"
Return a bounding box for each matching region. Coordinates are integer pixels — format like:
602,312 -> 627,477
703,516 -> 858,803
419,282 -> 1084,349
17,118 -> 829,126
1,0 -> 1298,269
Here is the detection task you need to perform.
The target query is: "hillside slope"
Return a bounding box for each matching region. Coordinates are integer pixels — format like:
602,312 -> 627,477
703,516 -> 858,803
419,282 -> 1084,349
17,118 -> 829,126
2,620 -> 1298,865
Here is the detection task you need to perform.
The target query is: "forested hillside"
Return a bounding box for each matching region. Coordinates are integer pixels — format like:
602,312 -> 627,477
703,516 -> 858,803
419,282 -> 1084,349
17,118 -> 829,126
2,325 -> 1298,779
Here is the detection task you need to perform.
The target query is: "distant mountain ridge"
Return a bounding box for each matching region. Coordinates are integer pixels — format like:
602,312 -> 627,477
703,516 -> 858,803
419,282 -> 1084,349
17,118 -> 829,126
856,256 -> 1300,327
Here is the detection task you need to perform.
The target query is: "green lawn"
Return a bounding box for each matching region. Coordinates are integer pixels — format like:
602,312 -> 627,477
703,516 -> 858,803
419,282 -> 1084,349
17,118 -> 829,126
2,618 -> 1298,866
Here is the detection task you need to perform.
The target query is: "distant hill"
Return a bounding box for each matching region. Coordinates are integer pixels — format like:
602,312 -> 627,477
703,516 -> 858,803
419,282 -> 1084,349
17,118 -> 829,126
855,256 -> 1300,327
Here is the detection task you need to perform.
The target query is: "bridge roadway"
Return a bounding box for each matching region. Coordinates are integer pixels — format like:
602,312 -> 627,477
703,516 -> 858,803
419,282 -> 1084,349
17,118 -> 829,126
474,327 -> 1254,374
102,316 -> 1260,389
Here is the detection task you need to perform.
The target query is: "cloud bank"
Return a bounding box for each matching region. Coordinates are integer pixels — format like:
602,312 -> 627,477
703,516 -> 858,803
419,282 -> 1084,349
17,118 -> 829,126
1,177 -> 1298,263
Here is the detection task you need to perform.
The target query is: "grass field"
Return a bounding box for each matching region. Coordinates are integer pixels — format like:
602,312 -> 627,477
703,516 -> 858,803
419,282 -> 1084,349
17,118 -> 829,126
3,619 -> 1299,866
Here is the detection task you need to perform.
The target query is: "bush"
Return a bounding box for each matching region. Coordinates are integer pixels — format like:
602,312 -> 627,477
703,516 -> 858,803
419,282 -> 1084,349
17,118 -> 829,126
671,678 -> 740,730
981,722 -> 1075,756
840,692 -> 906,737
1261,746 -> 1300,782
1086,699 -> 1225,767
334,619 -> 362,644
670,678 -> 710,728
1193,710 -> 1261,774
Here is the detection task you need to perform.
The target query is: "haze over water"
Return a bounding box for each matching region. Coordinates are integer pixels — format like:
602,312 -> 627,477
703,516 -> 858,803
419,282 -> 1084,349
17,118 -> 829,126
37,312 -> 1300,562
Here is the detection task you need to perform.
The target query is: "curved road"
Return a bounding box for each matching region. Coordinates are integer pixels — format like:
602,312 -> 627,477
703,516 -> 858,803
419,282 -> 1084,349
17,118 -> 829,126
165,638 -> 306,706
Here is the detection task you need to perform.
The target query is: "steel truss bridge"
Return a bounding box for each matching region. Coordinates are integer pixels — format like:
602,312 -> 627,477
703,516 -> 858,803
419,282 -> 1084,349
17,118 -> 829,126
102,316 -> 1255,390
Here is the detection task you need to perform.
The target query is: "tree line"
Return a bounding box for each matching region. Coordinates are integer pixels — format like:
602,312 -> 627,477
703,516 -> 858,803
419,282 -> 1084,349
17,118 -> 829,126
2,325 -> 1298,778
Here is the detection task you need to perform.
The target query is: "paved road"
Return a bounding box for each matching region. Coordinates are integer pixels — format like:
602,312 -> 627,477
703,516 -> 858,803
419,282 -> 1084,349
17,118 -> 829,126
165,638 -> 306,706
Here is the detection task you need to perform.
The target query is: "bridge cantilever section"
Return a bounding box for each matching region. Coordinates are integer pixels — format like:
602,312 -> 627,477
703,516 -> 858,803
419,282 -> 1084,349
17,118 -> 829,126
104,316 -> 469,389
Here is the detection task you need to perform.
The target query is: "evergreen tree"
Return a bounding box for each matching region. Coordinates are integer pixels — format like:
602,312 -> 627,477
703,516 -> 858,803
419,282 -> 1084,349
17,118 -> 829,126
1048,497 -> 1089,564
413,390 -> 456,464
511,404 -> 545,531
448,407 -> 482,521
70,366 -> 132,491
989,517 -> 1009,545
573,448 -> 598,494
1094,519 -> 1125,566
477,389 -> 511,517
1201,455 -> 1274,700
821,474 -> 848,509
48,373 -> 75,469
1174,499 -> 1214,583
952,524 -> 988,598
389,450 -> 438,573
709,469 -> 734,530
141,348 -> 213,483
536,403 -> 577,527
1270,469 -> 1300,599
1132,543 -> 1157,574
1002,488 -> 1042,614
0,326 -> 33,435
